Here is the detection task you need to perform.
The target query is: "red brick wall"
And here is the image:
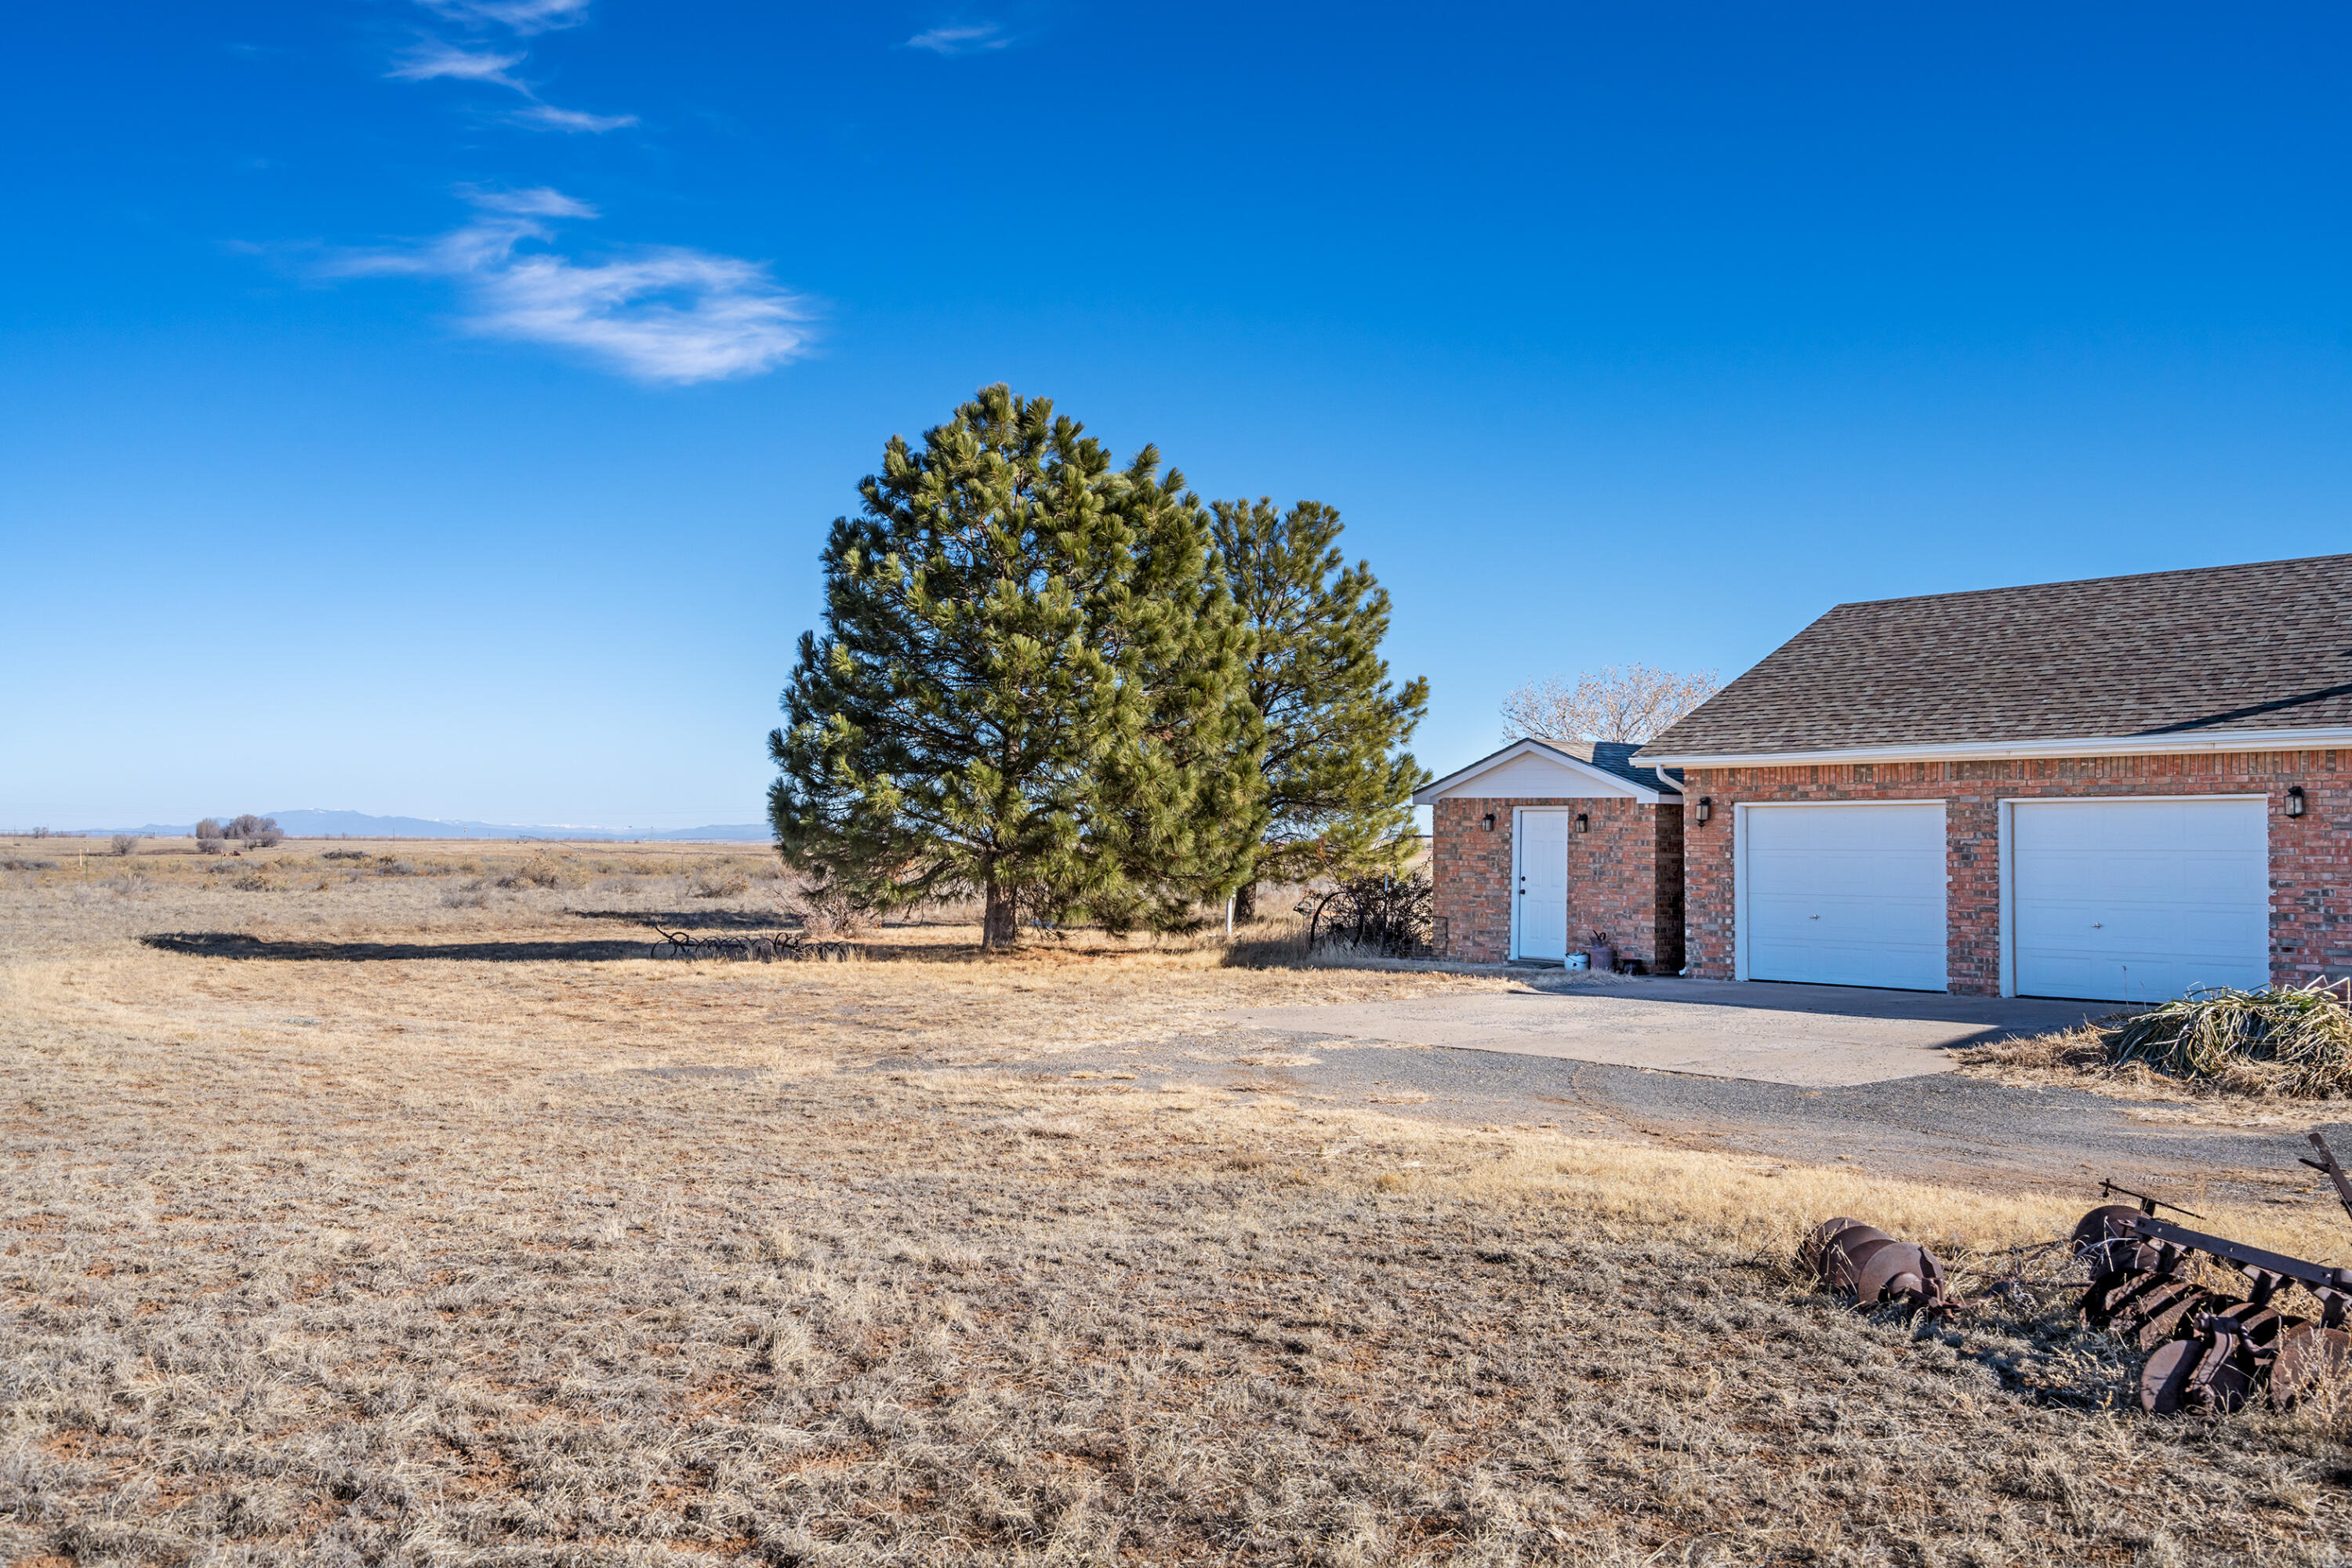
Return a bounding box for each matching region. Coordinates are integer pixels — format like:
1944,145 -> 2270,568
1652,801 -> 1686,973
1679,750 -> 2352,995
1432,797 -> 1679,968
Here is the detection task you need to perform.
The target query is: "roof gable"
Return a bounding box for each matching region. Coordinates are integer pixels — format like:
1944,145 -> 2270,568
1639,553 -> 2352,764
1413,739 -> 1681,804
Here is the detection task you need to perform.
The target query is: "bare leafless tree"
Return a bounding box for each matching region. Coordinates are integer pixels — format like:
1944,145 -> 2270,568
1501,662 -> 1721,744
225,814 -> 284,848
109,834 -> 139,857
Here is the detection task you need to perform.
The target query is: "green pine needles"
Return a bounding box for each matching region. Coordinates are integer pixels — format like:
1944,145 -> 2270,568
769,387 -> 1269,950
1213,499 -> 1431,917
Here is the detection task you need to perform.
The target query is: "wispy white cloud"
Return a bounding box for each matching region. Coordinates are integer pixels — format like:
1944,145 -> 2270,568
512,102 -> 637,132
458,184 -> 597,218
388,41 -> 527,87
387,34 -> 634,132
416,0 -> 593,36
324,191 -> 812,384
905,22 -> 1009,54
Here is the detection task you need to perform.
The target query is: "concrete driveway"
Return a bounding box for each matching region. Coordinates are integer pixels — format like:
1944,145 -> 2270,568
1224,976 -> 2109,1087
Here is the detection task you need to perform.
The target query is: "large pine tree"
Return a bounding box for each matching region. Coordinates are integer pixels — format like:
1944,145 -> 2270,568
1212,498 -> 1430,918
770,387 -> 1264,950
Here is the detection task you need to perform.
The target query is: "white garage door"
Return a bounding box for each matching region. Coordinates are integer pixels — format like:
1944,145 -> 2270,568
1743,804 -> 1947,990
2012,799 -> 2269,1003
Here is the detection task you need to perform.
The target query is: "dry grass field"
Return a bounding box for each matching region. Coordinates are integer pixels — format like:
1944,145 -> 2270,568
5,837 -> 2350,1565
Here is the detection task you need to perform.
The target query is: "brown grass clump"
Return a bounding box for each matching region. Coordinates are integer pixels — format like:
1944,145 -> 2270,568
2,844 -> 2348,1563
690,864 -> 753,898
498,850 -> 585,890
1961,985 -> 2352,1122
2106,983 -> 2352,1099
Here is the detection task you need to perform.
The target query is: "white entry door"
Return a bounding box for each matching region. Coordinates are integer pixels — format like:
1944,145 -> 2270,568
1515,810 -> 1570,961
2011,799 -> 2269,1003
1742,804 -> 1947,989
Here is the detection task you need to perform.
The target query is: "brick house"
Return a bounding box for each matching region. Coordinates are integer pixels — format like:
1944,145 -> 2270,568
1628,554 -> 2352,1001
1414,739 -> 1685,970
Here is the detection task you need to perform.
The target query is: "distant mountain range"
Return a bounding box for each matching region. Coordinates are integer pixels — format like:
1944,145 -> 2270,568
67,808 -> 772,843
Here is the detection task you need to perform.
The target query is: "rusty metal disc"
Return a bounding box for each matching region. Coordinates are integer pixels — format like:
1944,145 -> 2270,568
2140,1330 -> 2254,1415
2071,1205 -> 2154,1274
2125,1280 -> 2220,1352
2079,1269 -> 2143,1329
2207,1301 -> 2293,1363
1854,1240 -> 1948,1305
2084,1271 -> 2208,1341
1799,1217 -> 1871,1279
1822,1229 -> 1897,1294
2140,1337 -> 2198,1414
2270,1325 -> 2352,1409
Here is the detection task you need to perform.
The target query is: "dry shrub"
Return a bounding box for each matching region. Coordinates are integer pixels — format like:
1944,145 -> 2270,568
1300,869 -> 1434,956
689,864 -> 751,898
498,853 -> 582,891
109,834 -> 139,857
2106,982 -> 2352,1098
788,883 -> 873,936
1222,915 -> 1450,971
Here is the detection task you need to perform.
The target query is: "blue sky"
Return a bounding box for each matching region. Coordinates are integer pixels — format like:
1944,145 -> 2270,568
5,3 -> 2348,829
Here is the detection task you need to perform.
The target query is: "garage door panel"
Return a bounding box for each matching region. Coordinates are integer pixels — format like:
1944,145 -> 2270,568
1743,804 -> 1947,990
2012,800 -> 2269,1003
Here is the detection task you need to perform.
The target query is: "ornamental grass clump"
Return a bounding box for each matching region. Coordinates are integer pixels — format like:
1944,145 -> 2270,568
2105,980 -> 2352,1098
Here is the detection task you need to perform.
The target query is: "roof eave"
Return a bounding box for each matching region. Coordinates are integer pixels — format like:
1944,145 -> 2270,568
1413,738 -> 1679,806
1635,724 -> 2352,771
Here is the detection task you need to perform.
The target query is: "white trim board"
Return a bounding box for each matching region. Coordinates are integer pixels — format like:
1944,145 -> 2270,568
1415,738 -> 1675,805
1639,726 -> 2352,771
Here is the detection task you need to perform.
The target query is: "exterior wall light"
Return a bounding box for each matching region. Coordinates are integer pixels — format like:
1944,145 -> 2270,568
2288,786 -> 2308,818
1481,812 -> 1497,833
1575,813 -> 1590,834
1695,797 -> 1712,825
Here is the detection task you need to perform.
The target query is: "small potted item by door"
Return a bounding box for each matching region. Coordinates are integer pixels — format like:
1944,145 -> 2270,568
1584,931 -> 1617,975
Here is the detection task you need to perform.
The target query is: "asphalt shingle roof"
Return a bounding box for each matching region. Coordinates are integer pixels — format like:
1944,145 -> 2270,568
1540,739 -> 1682,794
1639,553 -> 2352,759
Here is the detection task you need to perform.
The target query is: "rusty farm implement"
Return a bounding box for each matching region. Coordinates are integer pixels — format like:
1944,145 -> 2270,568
1802,1131 -> 2352,1416
2076,1133 -> 2352,1414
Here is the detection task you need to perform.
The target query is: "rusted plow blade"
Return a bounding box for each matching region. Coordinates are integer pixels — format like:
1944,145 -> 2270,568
1802,1217 -> 1951,1312
2270,1324 -> 2352,1409
645,925 -> 856,962
2071,1203 -> 2157,1275
2074,1134 -> 2352,1417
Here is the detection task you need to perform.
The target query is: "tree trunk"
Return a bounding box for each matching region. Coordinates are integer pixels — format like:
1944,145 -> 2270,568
982,872 -> 1018,952
1233,881 -> 1258,923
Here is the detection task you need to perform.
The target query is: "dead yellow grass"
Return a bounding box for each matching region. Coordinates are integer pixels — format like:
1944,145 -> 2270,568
3,851 -> 2349,1563
1958,1020 -> 2352,1129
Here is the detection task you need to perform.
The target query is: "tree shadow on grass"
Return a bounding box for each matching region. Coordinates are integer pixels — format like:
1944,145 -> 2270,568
571,908 -> 800,931
140,931 -> 660,963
